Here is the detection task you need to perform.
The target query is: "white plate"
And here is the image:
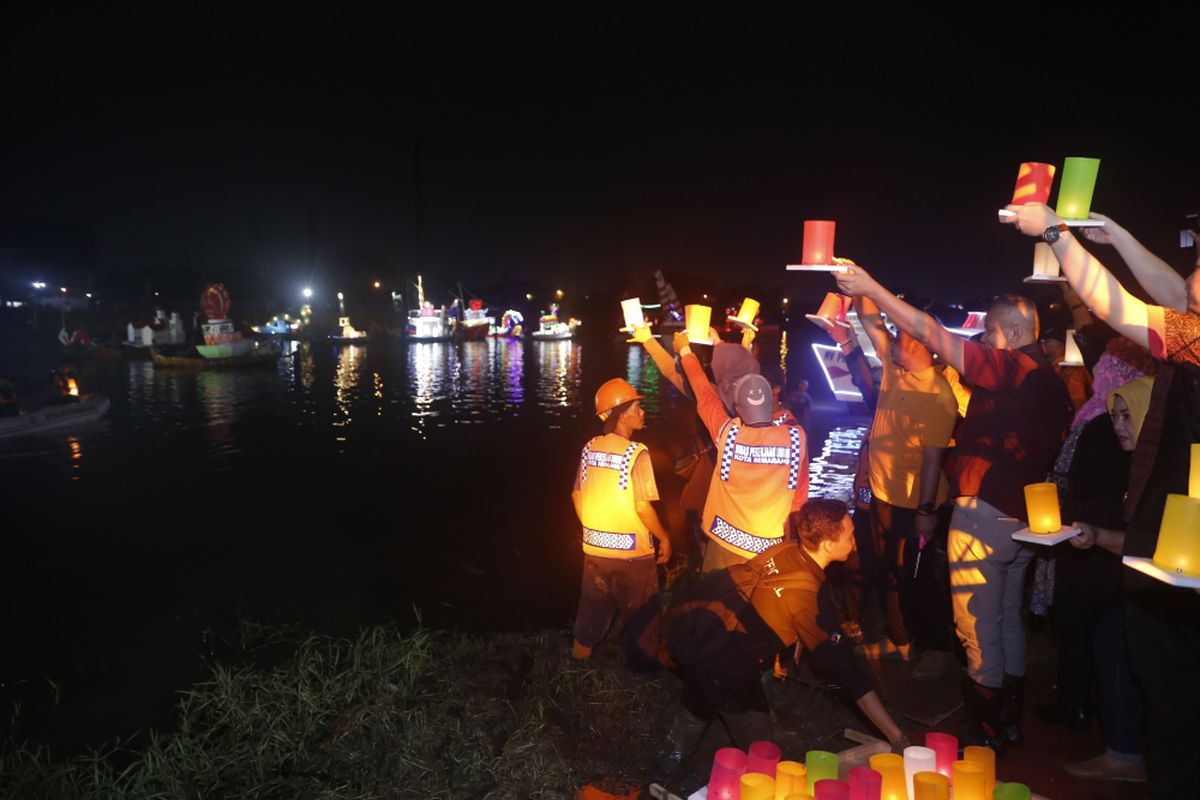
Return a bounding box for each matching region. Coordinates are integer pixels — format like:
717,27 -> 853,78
727,318 -> 759,333
1012,526 -> 1081,545
1064,219 -> 1105,228
1122,556 -> 1200,588
804,314 -> 852,328
1023,275 -> 1068,284
786,264 -> 850,273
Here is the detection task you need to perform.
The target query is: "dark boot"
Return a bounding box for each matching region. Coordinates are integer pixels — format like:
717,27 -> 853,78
958,674 -> 1007,755
655,707 -> 710,775
1000,673 -> 1026,745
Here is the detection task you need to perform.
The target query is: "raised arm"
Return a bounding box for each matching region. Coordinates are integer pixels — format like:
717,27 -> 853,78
854,295 -> 892,361
631,324 -> 686,394
835,266 -> 965,374
1081,213 -> 1188,311
675,332 -> 732,441
1004,204 -> 1154,350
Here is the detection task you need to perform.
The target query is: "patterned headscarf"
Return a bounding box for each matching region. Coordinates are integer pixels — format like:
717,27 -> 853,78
1071,336 -> 1157,430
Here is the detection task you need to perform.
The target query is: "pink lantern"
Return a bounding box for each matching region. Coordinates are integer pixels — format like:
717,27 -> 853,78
747,741 -> 781,776
814,779 -> 851,800
924,732 -> 957,777
709,747 -> 749,800
848,767 -> 882,800
803,221 -> 836,266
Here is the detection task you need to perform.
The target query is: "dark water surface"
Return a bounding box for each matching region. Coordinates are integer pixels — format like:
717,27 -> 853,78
1,330 -> 865,751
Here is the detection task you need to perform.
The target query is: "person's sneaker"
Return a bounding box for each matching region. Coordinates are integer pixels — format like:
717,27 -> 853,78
911,649 -> 953,681
1064,753 -> 1147,782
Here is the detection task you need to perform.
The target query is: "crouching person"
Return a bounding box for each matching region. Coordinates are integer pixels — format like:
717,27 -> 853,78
659,499 -> 906,771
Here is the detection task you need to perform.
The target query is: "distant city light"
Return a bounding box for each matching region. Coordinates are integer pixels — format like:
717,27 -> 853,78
32,281 -> 46,289
555,289 -> 564,298
782,298 -> 789,304
373,281 -> 381,289
60,287 -> 67,293
337,292 -> 344,300
86,293 -> 93,298
525,293 -> 533,301
702,293 -> 708,300
303,287 -> 314,299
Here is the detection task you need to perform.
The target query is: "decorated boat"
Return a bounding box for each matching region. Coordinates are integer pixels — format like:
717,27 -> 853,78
457,299 -> 493,341
489,309 -> 525,338
531,304 -> 579,341
196,284 -> 254,359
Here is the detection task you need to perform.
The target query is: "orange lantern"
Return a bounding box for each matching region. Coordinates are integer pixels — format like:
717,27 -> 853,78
963,746 -> 995,798
1023,482 -> 1062,534
803,221 -> 836,266
775,761 -> 808,799
1011,162 -> 1056,206
869,753 -> 906,800
912,771 -> 949,800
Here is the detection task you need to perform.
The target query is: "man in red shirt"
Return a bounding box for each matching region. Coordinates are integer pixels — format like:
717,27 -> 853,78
837,265 -> 1072,752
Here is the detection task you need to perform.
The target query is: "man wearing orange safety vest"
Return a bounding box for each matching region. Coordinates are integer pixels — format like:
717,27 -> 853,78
571,377 -> 672,667
675,332 -> 809,572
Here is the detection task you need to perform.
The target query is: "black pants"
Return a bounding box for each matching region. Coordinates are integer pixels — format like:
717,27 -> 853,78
1125,570 -> 1200,798
867,499 -> 954,651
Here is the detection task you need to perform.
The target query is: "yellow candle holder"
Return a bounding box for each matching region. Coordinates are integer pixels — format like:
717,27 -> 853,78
963,746 -> 995,799
741,772 -> 776,800
775,761 -> 807,800
1152,494 -> 1200,577
729,297 -> 761,332
1023,482 -> 1062,534
1190,443 -> 1200,499
912,771 -> 949,800
869,753 -> 906,800
951,760 -> 986,800
685,304 -> 713,345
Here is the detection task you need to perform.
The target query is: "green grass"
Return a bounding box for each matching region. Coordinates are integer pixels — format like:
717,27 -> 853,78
1,623 -> 673,800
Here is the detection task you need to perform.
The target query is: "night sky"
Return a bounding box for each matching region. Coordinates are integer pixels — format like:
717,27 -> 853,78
3,7 -> 1198,302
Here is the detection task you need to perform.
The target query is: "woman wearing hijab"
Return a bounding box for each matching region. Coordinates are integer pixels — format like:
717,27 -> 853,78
1055,375 -> 1156,783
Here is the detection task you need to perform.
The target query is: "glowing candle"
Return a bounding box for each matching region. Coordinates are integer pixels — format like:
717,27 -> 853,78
1023,482 -> 1062,534
803,220 -> 837,265
1011,161 -> 1056,206
950,761 -> 985,800
813,779 -> 850,800
903,746 -> 936,800
911,772 -> 948,800
709,747 -> 749,800
815,292 -> 851,324
1152,494 -> 1200,577
962,746 -> 995,798
742,772 -> 777,800
775,761 -> 808,800
1190,443 -> 1200,499
847,767 -> 882,800
620,297 -> 643,332
806,751 -> 839,794
869,753 -> 906,800
685,304 -> 713,344
992,783 -> 1031,800
1031,242 -> 1061,279
923,732 -> 956,777
1062,330 -> 1083,365
731,297 -> 762,330
1055,157 -> 1101,220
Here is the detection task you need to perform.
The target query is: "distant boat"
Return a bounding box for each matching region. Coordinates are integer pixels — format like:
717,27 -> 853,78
0,395 -> 111,440
531,304 -> 579,341
328,315 -> 370,345
457,301 -> 492,341
151,342 -> 278,368
489,309 -> 525,338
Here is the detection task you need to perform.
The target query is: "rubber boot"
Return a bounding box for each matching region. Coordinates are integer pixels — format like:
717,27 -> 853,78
655,707 -> 710,775
1000,673 -> 1025,746
958,674 -> 1007,755
719,710 -> 772,749
571,640 -> 593,660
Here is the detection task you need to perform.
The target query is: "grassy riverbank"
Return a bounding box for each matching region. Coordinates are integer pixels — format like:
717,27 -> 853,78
1,622 -> 866,799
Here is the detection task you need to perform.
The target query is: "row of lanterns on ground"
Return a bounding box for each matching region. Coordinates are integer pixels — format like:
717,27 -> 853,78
701,734 -> 1023,800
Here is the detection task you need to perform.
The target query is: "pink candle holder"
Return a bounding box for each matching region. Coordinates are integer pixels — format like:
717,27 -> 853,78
747,741 -> 781,777
848,767 -> 882,800
803,221 -> 836,266
924,732 -> 957,777
814,779 -> 851,800
709,747 -> 749,800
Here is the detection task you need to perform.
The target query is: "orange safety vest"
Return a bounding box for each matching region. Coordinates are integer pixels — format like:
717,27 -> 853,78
702,418 -> 805,560
579,433 -> 654,559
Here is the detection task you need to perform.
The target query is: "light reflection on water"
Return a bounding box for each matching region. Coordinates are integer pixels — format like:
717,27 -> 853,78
806,424 -> 868,504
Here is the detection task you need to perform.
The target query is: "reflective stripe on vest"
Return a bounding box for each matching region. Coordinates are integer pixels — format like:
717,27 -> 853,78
719,421 -> 803,489
709,514 -> 781,555
579,434 -> 653,559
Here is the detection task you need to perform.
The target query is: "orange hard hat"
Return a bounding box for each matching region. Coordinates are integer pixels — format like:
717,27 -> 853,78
595,378 -> 643,421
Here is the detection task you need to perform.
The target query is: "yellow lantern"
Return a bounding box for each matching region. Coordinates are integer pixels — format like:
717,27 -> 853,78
963,746 -> 995,799
775,761 -> 808,800
1023,482 -> 1062,534
1060,330 -> 1084,366
1152,494 -> 1200,577
912,771 -> 948,800
869,753 -> 906,800
729,297 -> 761,332
951,760 -> 986,800
741,772 -> 776,800
685,304 -> 713,344
1190,443 -> 1200,499
1024,242 -> 1066,283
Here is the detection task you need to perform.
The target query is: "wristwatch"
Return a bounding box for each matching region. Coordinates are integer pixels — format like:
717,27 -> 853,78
1042,223 -> 1070,244
916,502 -> 937,516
